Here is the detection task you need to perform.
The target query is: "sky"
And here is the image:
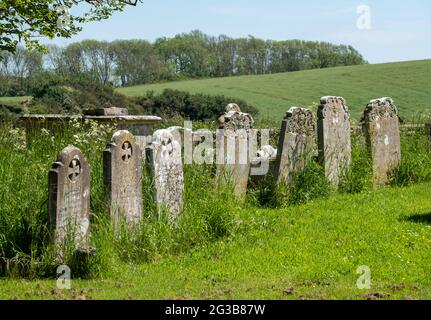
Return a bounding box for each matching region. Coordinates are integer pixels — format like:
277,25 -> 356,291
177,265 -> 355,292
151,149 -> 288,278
47,0 -> 431,64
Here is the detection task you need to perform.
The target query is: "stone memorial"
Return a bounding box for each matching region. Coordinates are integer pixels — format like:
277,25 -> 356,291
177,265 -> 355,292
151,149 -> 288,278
48,146 -> 90,248
363,97 -> 401,186
274,107 -> 315,185
216,103 -> 254,198
250,145 -> 278,186
21,109 -> 161,151
317,96 -> 352,186
146,128 -> 184,223
104,130 -> 142,229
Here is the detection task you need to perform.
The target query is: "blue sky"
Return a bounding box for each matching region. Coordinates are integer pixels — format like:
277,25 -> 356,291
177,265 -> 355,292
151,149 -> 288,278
49,0 -> 431,64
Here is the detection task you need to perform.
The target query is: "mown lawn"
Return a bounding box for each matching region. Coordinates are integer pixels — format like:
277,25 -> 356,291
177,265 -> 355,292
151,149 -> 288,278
1,183 -> 431,300
117,60 -> 431,122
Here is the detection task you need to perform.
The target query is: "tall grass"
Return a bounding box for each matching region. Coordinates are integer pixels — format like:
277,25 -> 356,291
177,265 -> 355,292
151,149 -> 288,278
390,126 -> 431,186
0,120 -> 239,278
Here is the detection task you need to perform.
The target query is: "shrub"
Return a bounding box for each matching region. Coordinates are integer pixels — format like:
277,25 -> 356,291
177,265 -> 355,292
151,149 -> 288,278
132,89 -> 259,121
28,71 -> 133,114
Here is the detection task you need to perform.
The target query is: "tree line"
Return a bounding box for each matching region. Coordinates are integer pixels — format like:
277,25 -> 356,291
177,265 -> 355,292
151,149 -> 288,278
0,30 -> 367,96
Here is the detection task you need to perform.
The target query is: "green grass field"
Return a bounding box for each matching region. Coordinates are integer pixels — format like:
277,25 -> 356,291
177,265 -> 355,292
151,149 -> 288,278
1,183 -> 431,300
0,96 -> 30,107
118,60 -> 431,122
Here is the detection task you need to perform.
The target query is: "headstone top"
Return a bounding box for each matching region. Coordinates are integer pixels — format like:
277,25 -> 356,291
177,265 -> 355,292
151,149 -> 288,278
284,107 -> 315,135
364,97 -> 398,122
318,96 -> 350,121
320,96 -> 346,105
218,103 -> 254,132
225,103 -> 241,113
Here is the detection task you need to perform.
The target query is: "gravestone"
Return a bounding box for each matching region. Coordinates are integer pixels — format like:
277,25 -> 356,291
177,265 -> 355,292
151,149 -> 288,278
216,103 -> 255,198
48,146 -> 90,248
317,96 -> 352,186
274,107 -> 315,185
146,128 -> 184,223
250,145 -> 278,187
363,97 -> 401,186
104,130 -> 142,229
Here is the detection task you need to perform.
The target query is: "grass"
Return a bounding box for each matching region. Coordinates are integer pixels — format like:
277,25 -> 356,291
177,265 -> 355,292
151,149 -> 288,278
1,183 -> 431,300
117,60 -> 431,123
0,96 -> 30,107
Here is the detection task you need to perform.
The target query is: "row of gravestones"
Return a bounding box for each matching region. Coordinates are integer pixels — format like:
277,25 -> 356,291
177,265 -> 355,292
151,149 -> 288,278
48,129 -> 184,250
275,96 -> 401,188
221,96 -> 401,198
48,96 -> 401,250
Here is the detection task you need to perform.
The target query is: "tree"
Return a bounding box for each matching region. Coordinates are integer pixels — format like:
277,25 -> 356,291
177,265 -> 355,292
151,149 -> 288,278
112,39 -> 163,86
0,0 -> 139,55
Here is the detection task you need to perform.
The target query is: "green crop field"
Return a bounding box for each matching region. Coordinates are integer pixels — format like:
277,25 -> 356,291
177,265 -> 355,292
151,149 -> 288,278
118,60 -> 431,123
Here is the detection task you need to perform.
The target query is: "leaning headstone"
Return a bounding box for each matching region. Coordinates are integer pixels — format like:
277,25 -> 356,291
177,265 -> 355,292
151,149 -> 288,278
146,129 -> 184,223
48,146 -> 90,248
363,97 -> 401,186
104,130 -> 142,229
275,107 -> 315,185
250,145 -> 278,187
216,103 -> 255,198
317,96 -> 352,186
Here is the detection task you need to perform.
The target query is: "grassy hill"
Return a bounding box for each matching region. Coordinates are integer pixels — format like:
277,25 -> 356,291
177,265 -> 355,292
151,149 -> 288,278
118,60 -> 431,123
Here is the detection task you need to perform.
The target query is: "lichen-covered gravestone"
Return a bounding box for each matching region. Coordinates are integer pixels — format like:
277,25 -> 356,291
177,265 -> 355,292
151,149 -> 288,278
317,96 -> 352,186
104,130 -> 142,229
274,107 -> 315,185
363,97 -> 401,186
216,103 -> 254,198
146,128 -> 184,223
48,146 -> 90,248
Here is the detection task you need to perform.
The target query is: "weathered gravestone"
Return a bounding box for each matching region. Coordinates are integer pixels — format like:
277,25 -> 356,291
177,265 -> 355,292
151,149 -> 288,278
48,146 -> 90,248
274,107 -> 315,185
317,96 -> 352,186
249,145 -> 278,187
146,128 -> 184,223
216,103 -> 255,198
363,97 -> 401,186
104,130 -> 142,229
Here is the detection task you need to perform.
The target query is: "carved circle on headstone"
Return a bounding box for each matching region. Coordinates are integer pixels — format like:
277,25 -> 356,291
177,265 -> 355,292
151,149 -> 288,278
68,157 -> 81,183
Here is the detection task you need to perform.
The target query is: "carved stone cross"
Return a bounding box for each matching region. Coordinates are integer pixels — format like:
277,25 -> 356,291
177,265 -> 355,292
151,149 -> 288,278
122,141 -> 133,162
68,158 -> 81,182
